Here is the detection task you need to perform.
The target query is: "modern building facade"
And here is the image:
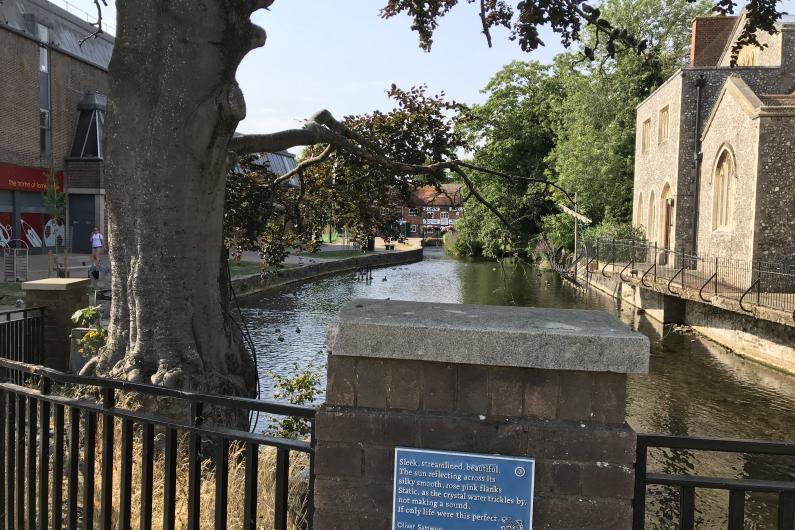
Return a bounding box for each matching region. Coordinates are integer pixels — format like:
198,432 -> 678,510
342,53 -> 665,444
399,184 -> 464,238
633,12 -> 795,265
0,0 -> 112,253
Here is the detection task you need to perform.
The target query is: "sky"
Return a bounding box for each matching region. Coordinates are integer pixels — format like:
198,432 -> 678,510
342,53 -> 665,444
59,0 -> 795,141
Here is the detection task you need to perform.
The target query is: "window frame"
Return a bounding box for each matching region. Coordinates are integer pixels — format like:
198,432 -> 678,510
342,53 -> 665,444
642,119 -> 652,153
658,106 -> 669,144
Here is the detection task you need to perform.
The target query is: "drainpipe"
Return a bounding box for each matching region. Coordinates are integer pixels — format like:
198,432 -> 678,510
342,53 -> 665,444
691,74 -> 706,255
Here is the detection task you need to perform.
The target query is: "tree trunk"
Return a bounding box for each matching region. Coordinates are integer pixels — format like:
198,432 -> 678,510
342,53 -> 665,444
92,1 -> 265,405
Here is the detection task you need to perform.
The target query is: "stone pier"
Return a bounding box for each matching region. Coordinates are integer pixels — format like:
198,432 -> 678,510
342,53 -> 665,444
23,278 -> 90,371
314,299 -> 650,529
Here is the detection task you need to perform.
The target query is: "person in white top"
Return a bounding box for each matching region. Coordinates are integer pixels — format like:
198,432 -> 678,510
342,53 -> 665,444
90,228 -> 105,264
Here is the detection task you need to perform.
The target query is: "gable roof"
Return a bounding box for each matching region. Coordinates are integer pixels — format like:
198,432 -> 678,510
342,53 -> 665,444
701,77 -> 795,140
408,184 -> 464,207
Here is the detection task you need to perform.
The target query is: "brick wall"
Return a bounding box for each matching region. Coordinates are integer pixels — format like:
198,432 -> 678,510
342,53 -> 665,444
65,159 -> 103,189
24,280 -> 90,371
0,25 -> 109,173
0,29 -> 40,169
315,356 -> 636,529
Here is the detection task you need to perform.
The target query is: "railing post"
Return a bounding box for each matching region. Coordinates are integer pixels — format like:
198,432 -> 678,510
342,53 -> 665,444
715,257 -> 719,297
653,242 -> 657,281
101,388 -> 115,530
756,260 -> 762,305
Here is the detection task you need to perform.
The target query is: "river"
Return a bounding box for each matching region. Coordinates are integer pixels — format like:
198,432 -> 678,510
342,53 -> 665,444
240,249 -> 795,528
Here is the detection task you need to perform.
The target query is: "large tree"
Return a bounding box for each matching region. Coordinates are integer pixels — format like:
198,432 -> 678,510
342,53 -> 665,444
83,1 -> 784,408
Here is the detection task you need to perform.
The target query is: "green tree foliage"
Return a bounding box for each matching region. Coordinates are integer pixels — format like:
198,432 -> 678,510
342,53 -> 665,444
452,61 -> 561,257
224,86 -> 467,264
455,0 -> 712,253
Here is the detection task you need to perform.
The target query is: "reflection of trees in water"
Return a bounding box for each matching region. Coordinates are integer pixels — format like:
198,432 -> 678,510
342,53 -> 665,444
241,258 -> 795,527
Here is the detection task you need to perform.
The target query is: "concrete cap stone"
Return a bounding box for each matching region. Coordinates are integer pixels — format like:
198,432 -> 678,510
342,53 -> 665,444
22,278 -> 90,291
327,299 -> 650,373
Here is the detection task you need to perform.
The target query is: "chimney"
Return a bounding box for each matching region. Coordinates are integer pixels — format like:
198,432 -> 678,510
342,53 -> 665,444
690,16 -> 737,66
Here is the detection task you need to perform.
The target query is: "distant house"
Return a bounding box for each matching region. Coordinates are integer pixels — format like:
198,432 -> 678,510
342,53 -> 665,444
633,11 -> 795,264
399,184 -> 464,238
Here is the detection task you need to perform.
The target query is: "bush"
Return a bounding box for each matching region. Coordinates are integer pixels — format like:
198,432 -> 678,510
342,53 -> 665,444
267,361 -> 322,440
71,305 -> 107,359
581,220 -> 645,242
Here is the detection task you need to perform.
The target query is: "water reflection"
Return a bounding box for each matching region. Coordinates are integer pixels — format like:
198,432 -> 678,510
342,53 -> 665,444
240,249 -> 794,527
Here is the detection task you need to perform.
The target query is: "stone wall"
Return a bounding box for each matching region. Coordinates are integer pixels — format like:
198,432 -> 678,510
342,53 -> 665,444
578,269 -> 795,374
232,248 -> 423,298
696,84 -> 760,263
753,114 -> 795,264
633,73 -> 683,246
314,300 -> 649,530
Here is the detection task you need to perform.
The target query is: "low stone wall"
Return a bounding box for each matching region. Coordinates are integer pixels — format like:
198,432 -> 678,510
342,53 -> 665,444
231,248 -> 423,298
314,299 -> 649,530
579,268 -> 795,374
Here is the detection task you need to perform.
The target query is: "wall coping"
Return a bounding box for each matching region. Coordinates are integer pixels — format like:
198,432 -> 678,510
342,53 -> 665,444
327,299 -> 650,373
22,278 -> 90,291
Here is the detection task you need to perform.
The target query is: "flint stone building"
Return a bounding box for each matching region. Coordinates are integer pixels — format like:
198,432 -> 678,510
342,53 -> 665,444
633,12 -> 795,265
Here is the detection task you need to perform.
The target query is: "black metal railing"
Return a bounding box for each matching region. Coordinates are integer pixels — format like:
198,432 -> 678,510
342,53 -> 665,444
634,433 -> 795,530
0,307 -> 45,367
576,239 -> 795,316
0,358 -> 316,530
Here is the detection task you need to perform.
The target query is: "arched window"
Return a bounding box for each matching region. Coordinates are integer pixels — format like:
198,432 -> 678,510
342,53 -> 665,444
648,191 -> 656,241
713,149 -> 735,229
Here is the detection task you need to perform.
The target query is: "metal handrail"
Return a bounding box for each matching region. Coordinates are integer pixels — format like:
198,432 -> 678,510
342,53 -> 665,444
699,271 -> 718,302
667,266 -> 686,294
739,278 -> 761,313
0,357 -> 317,418
634,433 -> 795,530
640,263 -> 656,288
619,260 -> 634,283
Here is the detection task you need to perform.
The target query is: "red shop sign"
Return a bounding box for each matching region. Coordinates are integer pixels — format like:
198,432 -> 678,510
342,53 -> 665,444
0,163 -> 64,192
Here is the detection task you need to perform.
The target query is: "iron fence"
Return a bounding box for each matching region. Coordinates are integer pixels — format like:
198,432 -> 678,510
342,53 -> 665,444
0,307 -> 45,369
634,433 -> 795,530
0,357 -> 316,530
578,239 -> 795,316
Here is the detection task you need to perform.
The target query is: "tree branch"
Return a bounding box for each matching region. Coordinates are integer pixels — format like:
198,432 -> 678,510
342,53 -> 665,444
266,145 -> 334,189
79,0 -> 107,47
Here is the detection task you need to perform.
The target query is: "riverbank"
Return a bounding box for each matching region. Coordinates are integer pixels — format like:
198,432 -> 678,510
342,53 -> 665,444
573,266 -> 795,375
231,246 -> 423,298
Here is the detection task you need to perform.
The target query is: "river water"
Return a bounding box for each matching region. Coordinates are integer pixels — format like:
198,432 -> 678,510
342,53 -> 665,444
240,249 -> 795,528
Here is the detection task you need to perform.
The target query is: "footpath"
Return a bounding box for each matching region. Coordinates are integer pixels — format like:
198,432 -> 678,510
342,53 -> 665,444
0,239 -> 424,308
231,239 -> 424,298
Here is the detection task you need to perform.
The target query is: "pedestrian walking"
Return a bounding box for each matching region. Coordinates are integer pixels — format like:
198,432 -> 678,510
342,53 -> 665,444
90,227 -> 104,265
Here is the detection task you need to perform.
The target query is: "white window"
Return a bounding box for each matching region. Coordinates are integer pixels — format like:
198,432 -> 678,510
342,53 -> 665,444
440,211 -> 449,219
713,149 -> 736,229
408,208 -> 420,216
410,224 -> 417,233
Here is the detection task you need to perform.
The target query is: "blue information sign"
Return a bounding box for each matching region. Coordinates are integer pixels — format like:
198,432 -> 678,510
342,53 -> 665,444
393,447 -> 534,530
